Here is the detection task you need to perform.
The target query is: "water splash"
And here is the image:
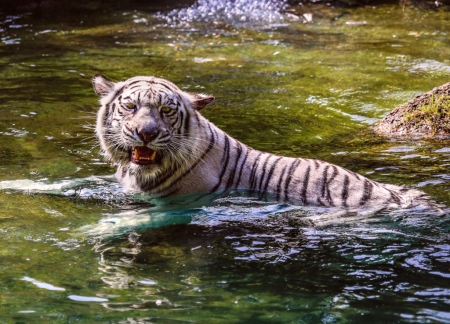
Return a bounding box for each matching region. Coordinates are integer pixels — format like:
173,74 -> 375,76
155,0 -> 290,26
0,175 -> 124,199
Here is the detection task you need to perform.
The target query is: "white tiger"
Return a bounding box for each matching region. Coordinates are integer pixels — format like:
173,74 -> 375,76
92,74 -> 429,208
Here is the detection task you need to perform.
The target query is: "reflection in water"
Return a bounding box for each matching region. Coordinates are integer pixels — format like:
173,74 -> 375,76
91,199 -> 450,322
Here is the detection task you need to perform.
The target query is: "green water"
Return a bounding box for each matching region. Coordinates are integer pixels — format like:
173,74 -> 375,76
1,0 -> 450,322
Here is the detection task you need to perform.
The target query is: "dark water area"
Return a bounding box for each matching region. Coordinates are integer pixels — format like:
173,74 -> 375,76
1,0 -> 450,323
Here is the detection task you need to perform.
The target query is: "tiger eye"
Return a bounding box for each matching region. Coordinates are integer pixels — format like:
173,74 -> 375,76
161,107 -> 171,113
127,104 -> 136,110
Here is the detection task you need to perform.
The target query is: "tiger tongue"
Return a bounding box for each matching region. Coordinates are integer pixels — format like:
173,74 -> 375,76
135,146 -> 153,157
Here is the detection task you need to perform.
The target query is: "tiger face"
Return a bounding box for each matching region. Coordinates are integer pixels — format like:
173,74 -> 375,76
92,74 -> 214,178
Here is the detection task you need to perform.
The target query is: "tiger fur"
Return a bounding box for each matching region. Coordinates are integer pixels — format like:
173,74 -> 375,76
92,74 -> 428,208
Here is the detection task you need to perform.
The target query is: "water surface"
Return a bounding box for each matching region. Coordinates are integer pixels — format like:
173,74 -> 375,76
1,0 -> 450,322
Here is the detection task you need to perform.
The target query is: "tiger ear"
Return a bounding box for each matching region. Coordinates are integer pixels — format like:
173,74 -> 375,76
92,74 -> 116,97
190,93 -> 215,111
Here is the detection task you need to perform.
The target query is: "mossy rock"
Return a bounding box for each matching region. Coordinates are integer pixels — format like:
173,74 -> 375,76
375,82 -> 450,137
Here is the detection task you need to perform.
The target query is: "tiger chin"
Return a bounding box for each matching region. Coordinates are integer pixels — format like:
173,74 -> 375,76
92,74 -> 431,209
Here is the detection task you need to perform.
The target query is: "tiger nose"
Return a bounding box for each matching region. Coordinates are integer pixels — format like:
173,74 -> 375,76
137,131 -> 158,144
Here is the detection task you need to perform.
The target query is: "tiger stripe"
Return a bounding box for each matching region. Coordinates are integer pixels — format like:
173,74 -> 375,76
300,165 -> 311,205
260,156 -> 283,199
211,135 -> 230,192
234,145 -> 250,190
225,141 -> 243,190
283,159 -> 301,202
256,154 -> 272,194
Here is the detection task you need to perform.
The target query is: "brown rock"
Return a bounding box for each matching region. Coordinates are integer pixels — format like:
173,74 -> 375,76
375,82 -> 450,137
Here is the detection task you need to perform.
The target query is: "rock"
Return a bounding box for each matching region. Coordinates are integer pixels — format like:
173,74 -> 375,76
375,82 -> 450,137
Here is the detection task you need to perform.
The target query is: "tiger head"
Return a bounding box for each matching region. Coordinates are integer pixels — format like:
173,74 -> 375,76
92,74 -> 214,178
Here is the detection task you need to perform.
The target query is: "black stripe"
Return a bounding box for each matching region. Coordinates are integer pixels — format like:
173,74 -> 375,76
156,123 -> 216,193
194,110 -> 201,125
103,107 -> 110,125
179,110 -> 185,131
350,171 -> 361,181
234,146 -> 250,190
360,180 -> 373,205
128,89 -> 143,97
283,159 -> 301,201
260,157 -> 282,198
154,125 -> 217,188
321,165 -> 338,206
128,85 -> 142,91
314,160 -> 320,170
126,80 -> 147,88
225,142 -> 243,190
183,110 -> 190,135
256,155 -> 272,194
249,152 -> 263,191
158,133 -> 171,142
387,188 -> 401,204
210,134 -> 230,192
276,165 -> 287,200
124,125 -> 133,133
111,87 -> 125,102
299,165 -> 311,205
316,197 -> 326,207
171,116 -> 179,127
123,133 -> 135,141
342,175 -> 349,207
154,81 -> 173,90
320,166 -> 330,198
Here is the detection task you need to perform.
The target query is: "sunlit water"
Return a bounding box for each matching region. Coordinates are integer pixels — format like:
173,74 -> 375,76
1,0 -> 450,322
155,0 -> 290,25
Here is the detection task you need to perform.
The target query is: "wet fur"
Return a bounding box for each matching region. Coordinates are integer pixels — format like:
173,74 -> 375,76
93,74 -> 430,208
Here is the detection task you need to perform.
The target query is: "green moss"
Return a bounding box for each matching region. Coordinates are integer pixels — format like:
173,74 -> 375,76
403,94 -> 450,133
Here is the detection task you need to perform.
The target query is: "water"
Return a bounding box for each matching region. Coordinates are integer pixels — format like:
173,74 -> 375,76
155,0 -> 289,25
1,0 -> 450,322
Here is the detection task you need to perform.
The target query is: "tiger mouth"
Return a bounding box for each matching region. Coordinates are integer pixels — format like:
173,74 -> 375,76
131,146 -> 159,165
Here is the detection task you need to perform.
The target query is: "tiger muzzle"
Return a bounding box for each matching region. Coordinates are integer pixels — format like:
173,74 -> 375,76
137,130 -> 157,145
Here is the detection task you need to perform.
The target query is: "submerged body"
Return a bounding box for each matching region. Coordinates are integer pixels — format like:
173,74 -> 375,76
93,74 -> 427,208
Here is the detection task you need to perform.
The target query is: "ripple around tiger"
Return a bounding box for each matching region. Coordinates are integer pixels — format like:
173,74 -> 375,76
92,74 -> 432,209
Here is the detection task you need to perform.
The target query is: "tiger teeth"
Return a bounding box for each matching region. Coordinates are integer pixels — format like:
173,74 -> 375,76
132,148 -> 157,162
132,147 -> 157,162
